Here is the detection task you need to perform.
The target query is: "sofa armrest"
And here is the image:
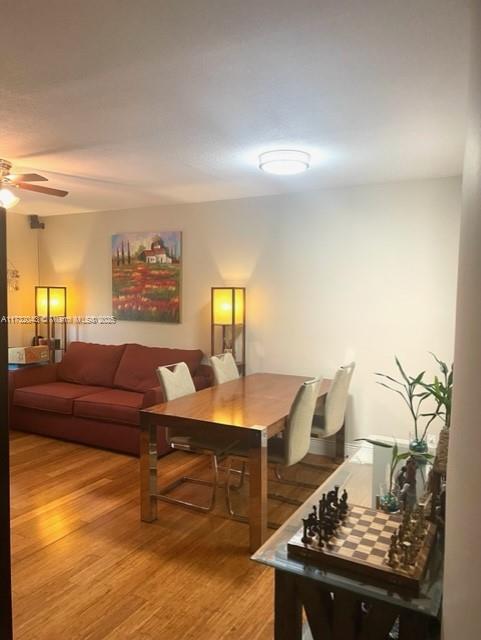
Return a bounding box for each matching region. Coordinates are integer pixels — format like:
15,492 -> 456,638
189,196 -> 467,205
194,363 -> 213,390
9,363 -> 58,390
142,386 -> 165,408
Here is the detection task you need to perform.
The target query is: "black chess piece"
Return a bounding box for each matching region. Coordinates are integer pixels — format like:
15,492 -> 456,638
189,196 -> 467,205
340,490 -> 349,516
334,485 -> 340,505
307,512 -> 317,537
327,489 -> 336,506
323,516 -> 335,543
301,518 -> 312,544
319,495 -> 327,516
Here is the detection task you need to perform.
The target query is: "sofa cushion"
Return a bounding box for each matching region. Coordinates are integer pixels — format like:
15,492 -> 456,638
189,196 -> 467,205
13,382 -> 105,415
73,389 -> 144,426
113,343 -> 204,393
57,341 -> 126,387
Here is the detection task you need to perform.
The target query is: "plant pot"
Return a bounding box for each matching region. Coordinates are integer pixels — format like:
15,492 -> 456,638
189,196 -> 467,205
379,492 -> 400,514
409,438 -> 428,464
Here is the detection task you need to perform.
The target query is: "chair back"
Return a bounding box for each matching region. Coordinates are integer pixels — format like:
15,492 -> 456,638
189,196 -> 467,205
156,362 -> 196,401
323,362 -> 356,437
283,377 -> 322,467
210,352 -> 240,385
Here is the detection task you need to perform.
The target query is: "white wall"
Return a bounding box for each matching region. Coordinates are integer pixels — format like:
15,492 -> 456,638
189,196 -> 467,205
444,1 -> 481,637
6,213 -> 39,347
38,177 -> 460,441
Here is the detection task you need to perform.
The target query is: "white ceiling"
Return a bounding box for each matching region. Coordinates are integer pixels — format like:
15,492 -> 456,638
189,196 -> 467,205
0,0 -> 471,216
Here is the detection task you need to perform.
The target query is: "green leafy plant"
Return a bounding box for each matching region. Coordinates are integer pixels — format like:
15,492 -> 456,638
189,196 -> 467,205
420,353 -> 453,433
356,438 -> 433,494
375,357 -> 430,442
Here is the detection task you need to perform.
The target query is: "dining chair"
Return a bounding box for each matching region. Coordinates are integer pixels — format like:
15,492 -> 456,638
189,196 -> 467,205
269,362 -> 355,499
224,377 -> 322,523
209,352 -> 248,485
309,361 -> 356,462
210,352 -> 240,385
156,362 -> 237,512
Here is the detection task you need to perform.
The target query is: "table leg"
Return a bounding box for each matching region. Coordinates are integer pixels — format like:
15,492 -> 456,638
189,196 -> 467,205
248,430 -> 268,553
274,570 -> 303,640
140,418 -> 158,522
398,611 -> 432,638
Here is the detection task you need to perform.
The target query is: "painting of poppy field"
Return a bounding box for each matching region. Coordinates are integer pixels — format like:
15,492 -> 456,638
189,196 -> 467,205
112,231 -> 181,323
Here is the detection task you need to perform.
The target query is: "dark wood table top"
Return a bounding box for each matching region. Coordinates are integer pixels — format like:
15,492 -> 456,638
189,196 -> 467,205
141,372 -> 332,431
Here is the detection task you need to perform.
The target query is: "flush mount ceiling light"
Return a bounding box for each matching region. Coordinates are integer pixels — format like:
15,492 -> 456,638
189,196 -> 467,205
258,149 -> 311,175
0,188 -> 20,209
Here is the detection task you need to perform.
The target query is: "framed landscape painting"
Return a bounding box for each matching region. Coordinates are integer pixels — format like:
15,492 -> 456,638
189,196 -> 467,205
112,231 -> 181,323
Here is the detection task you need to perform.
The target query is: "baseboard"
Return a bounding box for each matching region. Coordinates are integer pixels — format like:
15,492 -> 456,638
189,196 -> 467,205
309,437 -> 373,464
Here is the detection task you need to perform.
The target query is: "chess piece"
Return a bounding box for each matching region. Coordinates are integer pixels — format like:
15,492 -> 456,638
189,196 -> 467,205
326,489 -> 337,508
390,531 -> 398,550
408,541 -> 418,566
340,490 -> 349,516
398,524 -> 405,543
334,485 -> 340,505
387,545 -> 398,568
405,457 -> 417,485
401,541 -> 411,569
307,512 -> 317,537
301,518 -> 312,544
396,464 -> 408,492
319,495 -> 327,516
402,508 -> 412,528
387,532 -> 399,568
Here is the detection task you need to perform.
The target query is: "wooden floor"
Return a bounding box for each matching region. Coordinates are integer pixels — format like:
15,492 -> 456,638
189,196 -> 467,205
10,431 -> 337,640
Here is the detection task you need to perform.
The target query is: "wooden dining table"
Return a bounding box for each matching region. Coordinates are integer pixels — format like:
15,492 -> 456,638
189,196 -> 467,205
140,372 -> 331,553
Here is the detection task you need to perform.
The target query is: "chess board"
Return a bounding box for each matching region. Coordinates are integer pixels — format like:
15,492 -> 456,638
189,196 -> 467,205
287,504 -> 437,592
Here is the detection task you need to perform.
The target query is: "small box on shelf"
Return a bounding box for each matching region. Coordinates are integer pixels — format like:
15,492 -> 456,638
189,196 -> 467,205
8,345 -> 49,365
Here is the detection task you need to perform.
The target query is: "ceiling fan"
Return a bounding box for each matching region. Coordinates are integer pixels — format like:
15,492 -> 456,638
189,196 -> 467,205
0,158 -> 68,209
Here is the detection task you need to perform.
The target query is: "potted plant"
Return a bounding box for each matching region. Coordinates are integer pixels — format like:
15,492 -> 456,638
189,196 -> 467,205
420,354 -> 453,474
356,438 -> 433,512
375,357 -> 431,455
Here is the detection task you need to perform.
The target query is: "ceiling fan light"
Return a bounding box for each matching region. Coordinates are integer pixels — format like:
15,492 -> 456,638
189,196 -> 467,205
259,149 -> 310,175
0,188 -> 20,209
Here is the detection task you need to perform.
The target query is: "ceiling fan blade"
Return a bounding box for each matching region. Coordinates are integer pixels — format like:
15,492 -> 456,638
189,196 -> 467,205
6,173 -> 48,182
16,182 -> 68,197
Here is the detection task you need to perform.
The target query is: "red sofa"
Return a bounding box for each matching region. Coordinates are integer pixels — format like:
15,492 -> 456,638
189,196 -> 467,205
8,341 -> 213,456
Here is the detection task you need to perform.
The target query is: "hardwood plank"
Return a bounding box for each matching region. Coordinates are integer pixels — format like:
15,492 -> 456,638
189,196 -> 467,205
10,431 -> 336,639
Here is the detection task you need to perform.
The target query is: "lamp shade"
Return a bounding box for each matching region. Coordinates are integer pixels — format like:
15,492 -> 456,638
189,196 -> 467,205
212,288 -> 244,325
36,286 -> 67,317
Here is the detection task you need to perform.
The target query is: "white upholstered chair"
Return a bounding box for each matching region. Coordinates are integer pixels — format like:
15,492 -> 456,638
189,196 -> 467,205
158,361 -> 196,400
310,362 -> 356,460
156,362 -> 237,512
210,352 -> 240,385
225,377 -> 322,521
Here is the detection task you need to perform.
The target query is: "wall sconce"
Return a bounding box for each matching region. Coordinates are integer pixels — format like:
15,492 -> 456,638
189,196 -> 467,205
211,287 -> 246,375
34,286 -> 67,363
